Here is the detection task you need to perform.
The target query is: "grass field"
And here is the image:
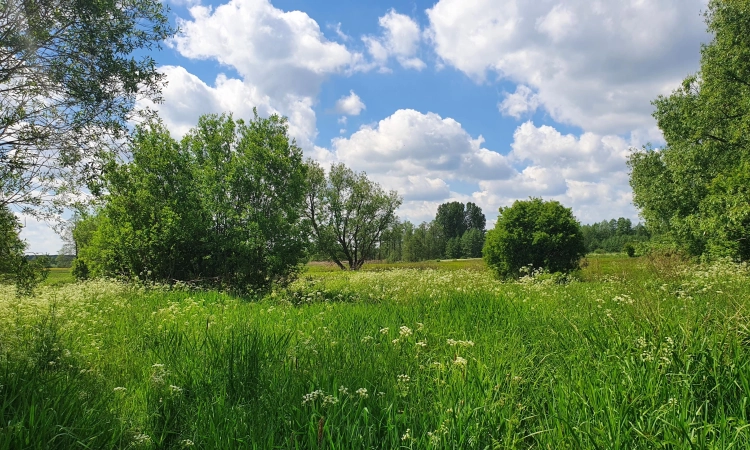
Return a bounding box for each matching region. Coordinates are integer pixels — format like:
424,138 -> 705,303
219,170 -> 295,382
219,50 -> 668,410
43,268 -> 75,286
2,255 -> 749,448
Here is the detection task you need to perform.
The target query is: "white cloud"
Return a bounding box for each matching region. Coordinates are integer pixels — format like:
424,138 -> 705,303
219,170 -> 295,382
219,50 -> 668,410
171,0 -> 364,97
363,9 -> 426,71
328,22 -> 351,41
470,122 -> 638,224
17,213 -> 63,255
318,109 -> 641,226
499,85 -> 540,118
329,109 -> 513,183
426,0 -> 709,135
148,0 -> 372,149
335,91 -> 366,116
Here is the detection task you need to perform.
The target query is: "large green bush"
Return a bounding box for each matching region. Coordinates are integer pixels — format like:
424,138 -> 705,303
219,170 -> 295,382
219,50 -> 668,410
78,112 -> 309,293
483,198 -> 585,278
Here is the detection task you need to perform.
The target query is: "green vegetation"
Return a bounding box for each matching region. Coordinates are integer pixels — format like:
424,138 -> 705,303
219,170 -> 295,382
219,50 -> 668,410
77,113 -> 309,293
305,161 -> 402,270
0,206 -> 48,295
1,0 -> 172,217
376,201 -> 488,263
2,256 -> 749,448
628,0 -> 750,261
581,218 -> 650,254
483,198 -> 585,278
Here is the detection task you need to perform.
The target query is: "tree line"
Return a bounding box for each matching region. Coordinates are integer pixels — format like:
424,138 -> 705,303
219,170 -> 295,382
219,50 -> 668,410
581,218 -> 650,254
2,0 -> 748,294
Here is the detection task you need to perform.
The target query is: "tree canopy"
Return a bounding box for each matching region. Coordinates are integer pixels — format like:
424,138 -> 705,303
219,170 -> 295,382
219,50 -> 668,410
305,162 -> 402,270
0,0 -> 173,217
628,0 -> 750,260
483,198 -> 585,278
77,112 -> 309,293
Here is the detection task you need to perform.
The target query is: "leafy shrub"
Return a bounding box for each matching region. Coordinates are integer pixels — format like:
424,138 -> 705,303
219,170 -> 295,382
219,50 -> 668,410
483,198 -> 585,278
71,258 -> 90,280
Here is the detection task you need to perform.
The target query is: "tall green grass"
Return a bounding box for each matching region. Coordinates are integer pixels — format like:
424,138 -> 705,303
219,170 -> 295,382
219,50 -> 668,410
1,257 -> 749,448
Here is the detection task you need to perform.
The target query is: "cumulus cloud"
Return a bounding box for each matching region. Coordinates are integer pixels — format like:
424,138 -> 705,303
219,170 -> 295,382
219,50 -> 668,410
142,0 -> 373,148
329,109 -> 513,182
499,85 -> 540,118
469,122 -> 638,224
426,0 -> 709,135
318,108 -> 639,225
335,91 -> 366,116
363,9 -> 426,71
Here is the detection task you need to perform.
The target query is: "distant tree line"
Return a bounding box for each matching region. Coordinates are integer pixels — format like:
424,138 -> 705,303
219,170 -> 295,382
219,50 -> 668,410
580,218 -> 650,254
370,201 -> 486,262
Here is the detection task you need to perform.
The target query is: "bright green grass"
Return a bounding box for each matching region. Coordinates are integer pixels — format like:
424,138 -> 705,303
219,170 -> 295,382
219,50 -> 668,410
1,257 -> 749,449
304,258 -> 486,273
42,267 -> 75,286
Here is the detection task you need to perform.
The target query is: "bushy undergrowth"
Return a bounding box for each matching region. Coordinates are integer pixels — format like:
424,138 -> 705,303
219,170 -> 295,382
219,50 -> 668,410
1,258 -> 749,448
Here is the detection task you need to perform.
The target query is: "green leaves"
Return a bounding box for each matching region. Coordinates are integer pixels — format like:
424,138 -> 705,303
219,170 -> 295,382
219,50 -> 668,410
628,0 -> 750,261
305,161 -> 402,270
483,198 -> 585,278
0,205 -> 48,296
0,0 -> 173,217
78,112 -> 309,293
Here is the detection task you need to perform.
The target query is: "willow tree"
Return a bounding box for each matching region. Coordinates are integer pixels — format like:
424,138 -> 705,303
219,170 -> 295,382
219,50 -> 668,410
629,0 -> 750,260
0,0 -> 173,217
305,162 -> 402,270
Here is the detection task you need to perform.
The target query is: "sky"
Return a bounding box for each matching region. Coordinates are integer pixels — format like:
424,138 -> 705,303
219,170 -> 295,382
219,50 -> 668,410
22,0 -> 711,254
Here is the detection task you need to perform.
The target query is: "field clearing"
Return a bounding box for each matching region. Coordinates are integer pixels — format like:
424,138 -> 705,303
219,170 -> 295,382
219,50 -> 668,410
42,268 -> 75,286
2,256 -> 749,448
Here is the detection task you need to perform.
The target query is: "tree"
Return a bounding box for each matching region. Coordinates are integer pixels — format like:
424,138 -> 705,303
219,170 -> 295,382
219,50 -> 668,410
464,202 -> 486,232
483,198 -> 585,278
1,0 -> 173,217
78,112 -> 309,293
445,236 -> 461,259
628,0 -> 750,260
305,162 -> 402,270
435,202 -> 466,240
461,228 -> 485,258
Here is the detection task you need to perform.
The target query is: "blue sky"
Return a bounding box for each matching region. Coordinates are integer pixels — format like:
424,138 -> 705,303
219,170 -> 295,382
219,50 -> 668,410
23,0 -> 711,253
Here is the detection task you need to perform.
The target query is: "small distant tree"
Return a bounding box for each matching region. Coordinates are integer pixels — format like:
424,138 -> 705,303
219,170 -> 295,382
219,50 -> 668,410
464,202 -> 486,232
435,202 -> 466,240
483,198 -> 585,278
305,162 -> 402,270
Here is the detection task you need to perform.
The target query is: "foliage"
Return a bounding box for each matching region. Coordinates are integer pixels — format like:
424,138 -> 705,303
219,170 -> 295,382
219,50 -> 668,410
628,0 -> 750,260
581,217 -> 650,253
435,201 -> 466,239
305,161 -> 402,270
2,258 -> 750,448
0,0 -> 173,218
78,113 -> 309,293
0,205 -> 48,295
460,228 -> 485,258
377,202 -> 487,263
464,202 -> 486,232
483,198 -> 585,277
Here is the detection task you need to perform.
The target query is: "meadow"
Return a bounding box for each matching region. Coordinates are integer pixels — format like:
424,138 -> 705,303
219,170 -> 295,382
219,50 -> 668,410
2,255 -> 749,449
